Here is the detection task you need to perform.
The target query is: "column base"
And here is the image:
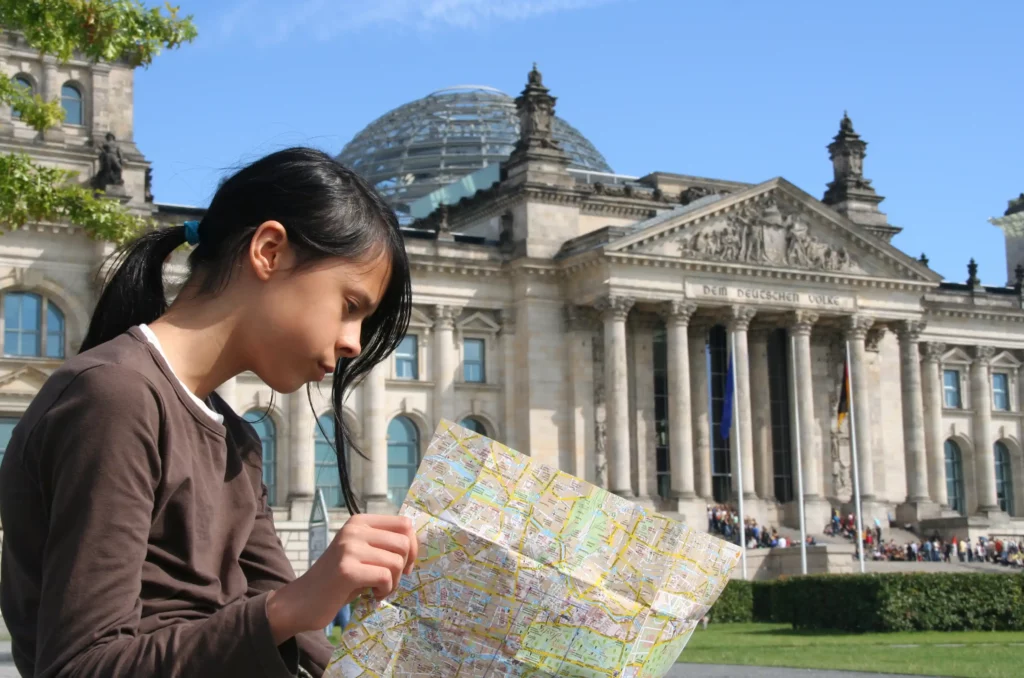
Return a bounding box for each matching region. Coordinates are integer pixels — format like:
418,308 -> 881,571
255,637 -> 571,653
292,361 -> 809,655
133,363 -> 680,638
783,496 -> 833,536
895,498 -> 940,526
364,494 -> 398,516
839,496 -> 891,532
287,495 -> 315,523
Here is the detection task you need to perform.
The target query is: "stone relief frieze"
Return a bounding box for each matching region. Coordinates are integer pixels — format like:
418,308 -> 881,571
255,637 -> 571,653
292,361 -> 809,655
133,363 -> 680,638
675,196 -> 861,274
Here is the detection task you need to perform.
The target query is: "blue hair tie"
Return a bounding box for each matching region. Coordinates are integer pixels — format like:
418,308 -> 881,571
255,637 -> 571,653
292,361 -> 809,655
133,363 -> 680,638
183,220 -> 200,246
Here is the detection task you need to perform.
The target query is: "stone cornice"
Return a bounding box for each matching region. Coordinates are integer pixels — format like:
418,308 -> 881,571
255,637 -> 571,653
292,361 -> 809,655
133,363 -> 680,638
923,306 -> 1024,324
562,249 -> 939,293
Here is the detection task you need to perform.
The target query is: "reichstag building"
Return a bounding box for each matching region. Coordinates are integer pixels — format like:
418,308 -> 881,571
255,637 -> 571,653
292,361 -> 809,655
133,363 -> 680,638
1,33 -> 1021,576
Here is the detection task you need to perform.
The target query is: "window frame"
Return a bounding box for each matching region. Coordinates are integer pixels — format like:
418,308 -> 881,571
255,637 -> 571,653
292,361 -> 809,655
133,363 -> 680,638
243,410 -> 278,506
10,74 -> 34,120
314,413 -> 342,508
387,416 -> 420,507
994,441 -> 1015,515
60,82 -> 84,127
942,368 -> 963,409
2,291 -> 66,359
992,371 -> 1011,412
394,333 -> 420,380
462,336 -> 486,383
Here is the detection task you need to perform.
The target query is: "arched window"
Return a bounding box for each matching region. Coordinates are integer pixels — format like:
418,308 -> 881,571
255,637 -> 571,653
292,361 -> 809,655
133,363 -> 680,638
944,439 -> 966,516
11,75 -> 32,119
244,410 -> 277,505
314,414 -> 341,507
3,292 -> 65,358
61,83 -> 83,126
458,417 -> 487,436
0,417 -> 19,466
387,416 -> 419,507
994,441 -> 1015,515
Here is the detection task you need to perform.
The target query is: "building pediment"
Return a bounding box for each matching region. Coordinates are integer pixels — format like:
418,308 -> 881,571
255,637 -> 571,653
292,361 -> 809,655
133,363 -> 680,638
0,364 -> 54,394
605,178 -> 940,284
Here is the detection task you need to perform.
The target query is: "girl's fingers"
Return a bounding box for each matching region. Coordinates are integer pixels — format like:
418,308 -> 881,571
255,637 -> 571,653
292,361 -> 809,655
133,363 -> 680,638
345,563 -> 395,603
358,515 -> 419,574
354,543 -> 407,593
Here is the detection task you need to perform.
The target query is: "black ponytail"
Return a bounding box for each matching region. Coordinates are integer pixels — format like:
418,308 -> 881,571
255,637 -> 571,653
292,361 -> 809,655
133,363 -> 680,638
80,147 -> 412,516
80,226 -> 188,352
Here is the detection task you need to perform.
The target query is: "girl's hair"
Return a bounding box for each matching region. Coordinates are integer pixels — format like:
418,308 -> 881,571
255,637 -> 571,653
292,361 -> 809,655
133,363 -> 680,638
81,147 -> 412,514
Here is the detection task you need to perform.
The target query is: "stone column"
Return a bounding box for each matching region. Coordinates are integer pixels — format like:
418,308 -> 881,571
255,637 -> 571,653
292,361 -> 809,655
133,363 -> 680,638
287,388 -> 316,500
749,328 -> 773,500
844,316 -> 876,500
897,321 -> 930,505
789,311 -> 823,499
971,345 -> 999,512
598,295 -> 635,497
89,63 -> 111,141
921,342 -> 948,508
215,376 -> 238,411
662,301 -> 697,508
41,56 -> 64,143
728,306 -> 757,499
0,46 -> 13,137
689,320 -> 713,500
433,305 -> 458,424
363,361 -> 389,509
499,309 -> 518,451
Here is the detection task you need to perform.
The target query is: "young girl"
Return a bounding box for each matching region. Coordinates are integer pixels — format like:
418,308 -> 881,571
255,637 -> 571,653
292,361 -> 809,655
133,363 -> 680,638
0,147 -> 419,678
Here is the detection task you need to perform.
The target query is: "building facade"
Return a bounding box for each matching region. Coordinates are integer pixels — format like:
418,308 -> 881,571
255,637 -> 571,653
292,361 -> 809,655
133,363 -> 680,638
1,39 -> 1022,577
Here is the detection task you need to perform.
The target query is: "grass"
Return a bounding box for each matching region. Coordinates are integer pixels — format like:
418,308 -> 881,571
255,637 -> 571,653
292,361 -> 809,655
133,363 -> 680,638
679,623 -> 1024,677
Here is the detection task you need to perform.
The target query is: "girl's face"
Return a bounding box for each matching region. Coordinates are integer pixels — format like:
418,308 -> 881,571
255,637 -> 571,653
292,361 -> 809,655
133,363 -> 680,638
240,222 -> 393,394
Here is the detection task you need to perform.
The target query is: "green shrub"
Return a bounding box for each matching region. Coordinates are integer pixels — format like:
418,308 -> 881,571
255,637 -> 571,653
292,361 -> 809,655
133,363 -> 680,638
710,573 -> 1024,632
711,579 -> 753,622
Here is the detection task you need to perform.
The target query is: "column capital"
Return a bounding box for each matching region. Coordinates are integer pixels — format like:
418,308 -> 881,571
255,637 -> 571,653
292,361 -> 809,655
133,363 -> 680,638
726,305 -> 757,331
433,305 -> 460,330
865,327 -> 886,353
843,314 -> 875,340
921,342 -> 946,363
971,345 -> 996,366
896,320 -> 927,343
596,295 -> 635,321
659,300 -> 698,326
787,310 -> 819,336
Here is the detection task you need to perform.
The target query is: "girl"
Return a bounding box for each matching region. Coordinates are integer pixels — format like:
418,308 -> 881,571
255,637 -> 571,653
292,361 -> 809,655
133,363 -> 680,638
0,148 -> 419,678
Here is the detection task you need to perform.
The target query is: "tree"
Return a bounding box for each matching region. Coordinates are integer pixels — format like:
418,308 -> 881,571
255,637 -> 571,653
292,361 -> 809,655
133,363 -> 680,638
0,1 -> 196,243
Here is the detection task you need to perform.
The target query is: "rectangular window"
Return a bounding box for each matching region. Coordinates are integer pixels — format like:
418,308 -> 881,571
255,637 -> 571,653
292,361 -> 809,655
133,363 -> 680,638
395,335 -> 418,380
992,373 -> 1010,411
0,416 -> 19,466
463,338 -> 485,383
943,369 -> 962,409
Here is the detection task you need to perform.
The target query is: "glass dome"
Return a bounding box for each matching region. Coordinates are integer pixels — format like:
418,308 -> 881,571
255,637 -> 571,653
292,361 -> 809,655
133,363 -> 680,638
337,85 -> 613,214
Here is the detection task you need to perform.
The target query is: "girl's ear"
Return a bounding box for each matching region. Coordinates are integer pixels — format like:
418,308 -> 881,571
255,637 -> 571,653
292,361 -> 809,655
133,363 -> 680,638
248,221 -> 290,281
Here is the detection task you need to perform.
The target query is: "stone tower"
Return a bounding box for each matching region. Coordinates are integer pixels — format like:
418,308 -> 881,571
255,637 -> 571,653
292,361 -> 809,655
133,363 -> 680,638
822,113 -> 894,240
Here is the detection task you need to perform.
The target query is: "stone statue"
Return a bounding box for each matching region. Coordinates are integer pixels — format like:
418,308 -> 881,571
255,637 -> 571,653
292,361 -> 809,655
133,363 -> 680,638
94,132 -> 125,189
144,167 -> 154,203
678,198 -> 855,273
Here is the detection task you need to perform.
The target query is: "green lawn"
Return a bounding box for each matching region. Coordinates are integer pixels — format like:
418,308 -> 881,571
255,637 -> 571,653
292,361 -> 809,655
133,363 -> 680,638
679,623 -> 1024,678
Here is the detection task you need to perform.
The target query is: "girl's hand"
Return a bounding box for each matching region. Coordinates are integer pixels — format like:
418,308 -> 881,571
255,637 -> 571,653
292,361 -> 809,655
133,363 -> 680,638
266,514 -> 418,642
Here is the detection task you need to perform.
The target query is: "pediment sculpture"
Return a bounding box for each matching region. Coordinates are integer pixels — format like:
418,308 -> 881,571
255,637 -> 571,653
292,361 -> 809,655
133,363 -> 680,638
676,197 -> 858,273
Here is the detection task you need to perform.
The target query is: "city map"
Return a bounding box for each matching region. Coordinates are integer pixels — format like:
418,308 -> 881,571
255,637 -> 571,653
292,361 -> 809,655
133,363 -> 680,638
326,420 -> 741,678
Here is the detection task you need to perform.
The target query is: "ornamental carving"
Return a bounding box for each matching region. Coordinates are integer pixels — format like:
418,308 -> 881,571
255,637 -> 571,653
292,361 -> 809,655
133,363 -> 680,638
659,300 -> 697,324
922,342 -> 946,362
595,295 -> 635,321
676,196 -> 858,273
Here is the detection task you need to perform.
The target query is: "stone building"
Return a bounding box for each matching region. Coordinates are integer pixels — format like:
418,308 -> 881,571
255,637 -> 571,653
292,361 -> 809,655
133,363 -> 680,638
1,36 -> 1022,577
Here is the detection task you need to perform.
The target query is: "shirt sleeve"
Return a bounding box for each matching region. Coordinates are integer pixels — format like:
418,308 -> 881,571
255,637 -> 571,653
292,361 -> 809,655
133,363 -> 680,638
32,365 -> 299,678
239,479 -> 336,677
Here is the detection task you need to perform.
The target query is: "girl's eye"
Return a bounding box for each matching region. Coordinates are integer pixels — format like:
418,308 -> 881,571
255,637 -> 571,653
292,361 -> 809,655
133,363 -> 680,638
346,299 -> 360,315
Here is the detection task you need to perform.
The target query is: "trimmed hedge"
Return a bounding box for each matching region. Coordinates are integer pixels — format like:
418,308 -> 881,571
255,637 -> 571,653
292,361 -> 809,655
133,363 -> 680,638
711,573 -> 1024,632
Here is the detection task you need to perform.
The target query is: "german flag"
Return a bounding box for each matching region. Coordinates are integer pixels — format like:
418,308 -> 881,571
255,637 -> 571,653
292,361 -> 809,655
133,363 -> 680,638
837,357 -> 851,430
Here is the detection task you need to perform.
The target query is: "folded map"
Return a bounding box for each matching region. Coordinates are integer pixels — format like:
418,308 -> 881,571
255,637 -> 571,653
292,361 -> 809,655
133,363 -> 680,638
326,420 -> 740,677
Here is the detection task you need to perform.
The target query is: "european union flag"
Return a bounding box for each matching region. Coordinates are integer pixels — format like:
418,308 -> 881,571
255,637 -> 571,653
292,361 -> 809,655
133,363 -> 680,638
720,353 -> 735,440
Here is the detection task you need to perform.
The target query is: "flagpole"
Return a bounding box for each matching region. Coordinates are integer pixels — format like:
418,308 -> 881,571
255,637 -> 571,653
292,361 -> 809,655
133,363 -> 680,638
730,332 -> 748,580
790,335 -> 808,575
846,340 -> 866,574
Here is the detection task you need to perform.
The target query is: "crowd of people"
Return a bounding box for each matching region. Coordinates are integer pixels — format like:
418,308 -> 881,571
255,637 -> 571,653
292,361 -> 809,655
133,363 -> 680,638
707,504 -> 816,549
708,505 -> 1022,569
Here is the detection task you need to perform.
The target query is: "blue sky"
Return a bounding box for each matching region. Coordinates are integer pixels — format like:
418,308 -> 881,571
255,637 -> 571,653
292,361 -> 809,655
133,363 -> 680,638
135,0 -> 1023,285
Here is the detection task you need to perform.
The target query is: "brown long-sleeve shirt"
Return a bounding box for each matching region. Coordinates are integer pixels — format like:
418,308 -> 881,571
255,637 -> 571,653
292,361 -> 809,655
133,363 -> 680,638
0,327 -> 335,677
